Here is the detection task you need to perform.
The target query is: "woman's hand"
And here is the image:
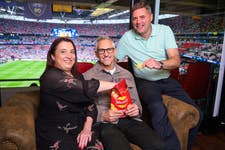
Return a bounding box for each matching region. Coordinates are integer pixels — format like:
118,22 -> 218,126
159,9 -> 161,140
97,81 -> 117,92
77,128 -> 93,149
77,116 -> 93,149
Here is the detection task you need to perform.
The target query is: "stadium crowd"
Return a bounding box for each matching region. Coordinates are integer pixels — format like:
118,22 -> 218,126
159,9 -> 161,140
0,19 -> 129,36
0,15 -> 224,64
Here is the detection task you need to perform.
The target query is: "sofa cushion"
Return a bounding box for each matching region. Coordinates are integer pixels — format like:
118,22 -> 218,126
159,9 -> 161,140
77,62 -> 94,73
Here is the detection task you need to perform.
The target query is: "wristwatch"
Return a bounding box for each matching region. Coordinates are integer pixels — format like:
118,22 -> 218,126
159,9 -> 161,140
159,61 -> 164,69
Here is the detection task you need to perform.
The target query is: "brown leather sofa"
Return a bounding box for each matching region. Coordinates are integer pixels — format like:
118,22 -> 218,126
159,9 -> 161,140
0,89 -> 200,150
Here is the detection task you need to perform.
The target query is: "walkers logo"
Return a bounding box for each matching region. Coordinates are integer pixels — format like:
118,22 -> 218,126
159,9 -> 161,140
110,79 -> 132,114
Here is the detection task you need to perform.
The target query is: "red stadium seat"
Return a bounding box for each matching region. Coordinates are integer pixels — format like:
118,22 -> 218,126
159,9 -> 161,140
181,62 -> 211,99
170,68 -> 179,80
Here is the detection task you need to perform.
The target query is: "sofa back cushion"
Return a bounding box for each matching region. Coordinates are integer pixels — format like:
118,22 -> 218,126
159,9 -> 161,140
77,62 -> 94,73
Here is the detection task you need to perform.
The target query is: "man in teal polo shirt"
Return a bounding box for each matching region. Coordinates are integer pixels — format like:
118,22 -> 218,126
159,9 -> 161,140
117,1 -> 202,150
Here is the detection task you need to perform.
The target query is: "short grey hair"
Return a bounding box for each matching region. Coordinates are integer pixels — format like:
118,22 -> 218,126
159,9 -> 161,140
95,36 -> 115,50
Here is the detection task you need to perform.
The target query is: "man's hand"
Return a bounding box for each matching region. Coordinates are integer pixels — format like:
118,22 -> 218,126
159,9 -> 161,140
125,103 -> 139,117
102,110 -> 124,122
142,58 -> 162,70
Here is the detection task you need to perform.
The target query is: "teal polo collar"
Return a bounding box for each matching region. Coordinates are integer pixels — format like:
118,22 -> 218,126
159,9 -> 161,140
151,24 -> 157,37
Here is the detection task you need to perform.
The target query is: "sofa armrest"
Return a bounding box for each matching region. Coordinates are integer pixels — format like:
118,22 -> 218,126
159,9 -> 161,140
0,91 -> 40,150
162,95 -> 200,150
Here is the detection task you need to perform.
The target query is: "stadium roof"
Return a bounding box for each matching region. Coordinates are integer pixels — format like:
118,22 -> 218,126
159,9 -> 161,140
0,0 -> 224,23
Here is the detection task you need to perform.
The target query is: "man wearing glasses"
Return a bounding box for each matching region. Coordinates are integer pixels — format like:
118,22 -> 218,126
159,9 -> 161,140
83,36 -> 164,150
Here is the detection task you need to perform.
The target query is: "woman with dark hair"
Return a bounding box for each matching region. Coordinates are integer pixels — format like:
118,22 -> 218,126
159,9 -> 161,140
35,37 -> 116,150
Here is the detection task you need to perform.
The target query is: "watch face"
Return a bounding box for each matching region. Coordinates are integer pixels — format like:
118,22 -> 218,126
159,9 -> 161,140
159,61 -> 163,69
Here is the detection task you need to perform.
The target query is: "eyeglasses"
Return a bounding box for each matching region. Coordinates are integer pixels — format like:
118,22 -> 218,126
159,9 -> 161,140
97,47 -> 114,55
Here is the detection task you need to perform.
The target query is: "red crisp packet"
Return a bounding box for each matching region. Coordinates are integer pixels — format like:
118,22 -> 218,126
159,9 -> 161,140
110,79 -> 132,112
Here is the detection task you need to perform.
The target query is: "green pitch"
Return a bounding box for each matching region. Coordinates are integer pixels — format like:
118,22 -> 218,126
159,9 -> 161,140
0,60 -> 46,88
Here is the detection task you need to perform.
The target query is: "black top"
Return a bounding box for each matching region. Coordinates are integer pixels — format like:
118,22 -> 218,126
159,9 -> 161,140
36,67 -> 100,150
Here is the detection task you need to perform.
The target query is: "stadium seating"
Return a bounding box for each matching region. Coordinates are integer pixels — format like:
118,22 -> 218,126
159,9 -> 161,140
180,62 -> 212,99
0,62 -> 200,150
1,16 -> 223,64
